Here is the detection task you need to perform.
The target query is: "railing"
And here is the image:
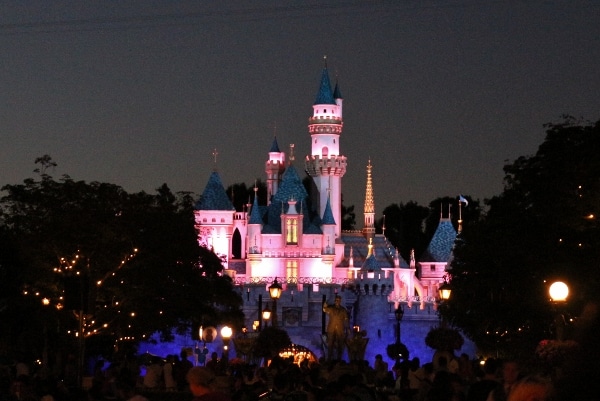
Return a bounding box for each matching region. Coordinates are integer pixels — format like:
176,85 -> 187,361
233,276 -> 355,286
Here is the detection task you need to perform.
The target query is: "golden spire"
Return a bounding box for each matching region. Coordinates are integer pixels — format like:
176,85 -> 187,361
364,159 -> 374,214
362,159 -> 376,240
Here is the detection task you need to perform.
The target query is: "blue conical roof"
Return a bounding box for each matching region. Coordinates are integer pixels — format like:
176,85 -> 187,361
420,219 -> 457,262
262,164 -> 321,234
360,253 -> 381,272
249,192 -> 264,224
195,171 -> 235,211
322,196 -> 336,225
314,68 -> 336,105
270,136 -> 281,153
271,164 -> 308,205
333,80 -> 343,99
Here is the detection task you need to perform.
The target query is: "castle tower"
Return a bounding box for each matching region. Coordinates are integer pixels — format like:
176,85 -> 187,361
305,58 -> 347,237
362,160 -> 376,241
265,136 -> 285,205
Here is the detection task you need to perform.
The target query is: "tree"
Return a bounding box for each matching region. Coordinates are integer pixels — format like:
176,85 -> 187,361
446,117 -> 600,356
379,202 -> 429,262
341,197 -> 356,231
225,180 -> 267,211
0,156 -> 244,362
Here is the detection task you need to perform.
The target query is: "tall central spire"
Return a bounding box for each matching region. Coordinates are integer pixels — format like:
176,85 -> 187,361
305,59 -> 347,236
362,159 -> 375,240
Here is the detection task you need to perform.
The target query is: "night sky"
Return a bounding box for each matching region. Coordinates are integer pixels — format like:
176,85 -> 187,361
2,1 -> 599,213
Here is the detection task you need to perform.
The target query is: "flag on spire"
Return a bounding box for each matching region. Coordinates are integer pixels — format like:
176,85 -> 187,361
459,195 -> 469,207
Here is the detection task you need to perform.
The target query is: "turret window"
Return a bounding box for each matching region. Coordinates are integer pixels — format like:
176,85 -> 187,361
286,218 -> 298,245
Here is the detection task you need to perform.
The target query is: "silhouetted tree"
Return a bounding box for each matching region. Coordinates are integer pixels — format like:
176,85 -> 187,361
0,156 -> 244,361
446,117 -> 600,356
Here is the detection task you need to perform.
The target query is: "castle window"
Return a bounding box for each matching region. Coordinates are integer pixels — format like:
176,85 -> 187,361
203,218 -> 207,223
286,260 -> 298,281
286,218 -> 298,245
221,218 -> 225,223
430,265 -> 435,272
212,218 -> 216,223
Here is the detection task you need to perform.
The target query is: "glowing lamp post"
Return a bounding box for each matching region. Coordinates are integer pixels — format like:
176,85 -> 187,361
549,281 -> 569,341
262,304 -> 272,327
269,278 -> 283,327
394,305 -> 404,345
438,282 -> 452,302
221,325 -> 232,362
437,280 -> 452,327
549,281 -> 569,303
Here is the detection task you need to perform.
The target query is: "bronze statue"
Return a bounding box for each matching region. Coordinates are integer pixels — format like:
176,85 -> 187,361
323,295 -> 349,360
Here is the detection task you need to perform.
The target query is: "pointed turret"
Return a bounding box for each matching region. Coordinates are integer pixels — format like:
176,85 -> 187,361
248,187 -> 263,254
322,195 -> 336,225
314,60 -> 336,105
266,136 -> 286,205
322,195 -> 336,255
195,171 -> 235,211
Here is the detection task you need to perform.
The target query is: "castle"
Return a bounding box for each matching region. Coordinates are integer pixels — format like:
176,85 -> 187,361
191,61 -> 468,363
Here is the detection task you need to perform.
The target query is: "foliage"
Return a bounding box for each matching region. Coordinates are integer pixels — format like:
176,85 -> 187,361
377,197 -> 481,263
0,156 -> 244,360
535,339 -> 579,367
424,327 -> 464,351
225,180 -> 267,212
378,202 -> 429,261
447,117 -> 600,355
253,326 -> 291,359
386,342 -> 409,362
341,197 -> 356,231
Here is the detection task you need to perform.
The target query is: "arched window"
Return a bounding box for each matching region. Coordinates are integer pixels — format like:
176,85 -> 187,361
232,229 -> 242,259
322,146 -> 329,156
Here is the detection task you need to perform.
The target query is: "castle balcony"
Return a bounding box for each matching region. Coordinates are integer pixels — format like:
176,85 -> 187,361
308,116 -> 342,125
305,155 -> 347,176
234,212 -> 247,220
233,276 -> 355,286
261,249 -> 322,258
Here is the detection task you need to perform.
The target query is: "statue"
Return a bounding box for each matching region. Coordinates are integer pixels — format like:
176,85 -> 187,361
323,295 -> 349,360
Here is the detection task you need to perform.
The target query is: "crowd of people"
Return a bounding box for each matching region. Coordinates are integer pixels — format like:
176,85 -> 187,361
0,350 -> 589,401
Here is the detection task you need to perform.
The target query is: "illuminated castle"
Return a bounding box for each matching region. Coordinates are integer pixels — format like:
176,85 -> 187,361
192,61 -> 468,363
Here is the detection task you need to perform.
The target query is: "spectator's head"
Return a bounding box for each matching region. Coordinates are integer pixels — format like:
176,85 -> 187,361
187,367 -> 216,396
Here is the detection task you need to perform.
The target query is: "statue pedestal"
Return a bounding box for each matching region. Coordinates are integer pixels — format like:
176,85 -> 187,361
346,332 -> 369,361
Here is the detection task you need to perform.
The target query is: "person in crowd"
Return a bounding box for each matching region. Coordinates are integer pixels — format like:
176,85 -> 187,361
373,354 -> 389,387
174,350 -> 193,390
467,359 -> 499,401
187,367 -> 231,401
142,360 -> 163,389
486,360 -> 520,401
163,354 -> 177,391
506,376 -> 553,401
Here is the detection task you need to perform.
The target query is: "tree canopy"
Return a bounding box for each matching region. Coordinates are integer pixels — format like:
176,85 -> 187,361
0,156 -> 243,361
445,117 -> 600,356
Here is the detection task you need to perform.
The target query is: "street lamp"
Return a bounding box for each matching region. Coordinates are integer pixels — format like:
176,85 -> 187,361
262,304 -> 272,327
549,281 -> 569,341
394,305 -> 404,345
549,281 -> 569,303
221,325 -> 232,363
438,281 -> 452,302
269,278 -> 282,327
437,279 -> 452,327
